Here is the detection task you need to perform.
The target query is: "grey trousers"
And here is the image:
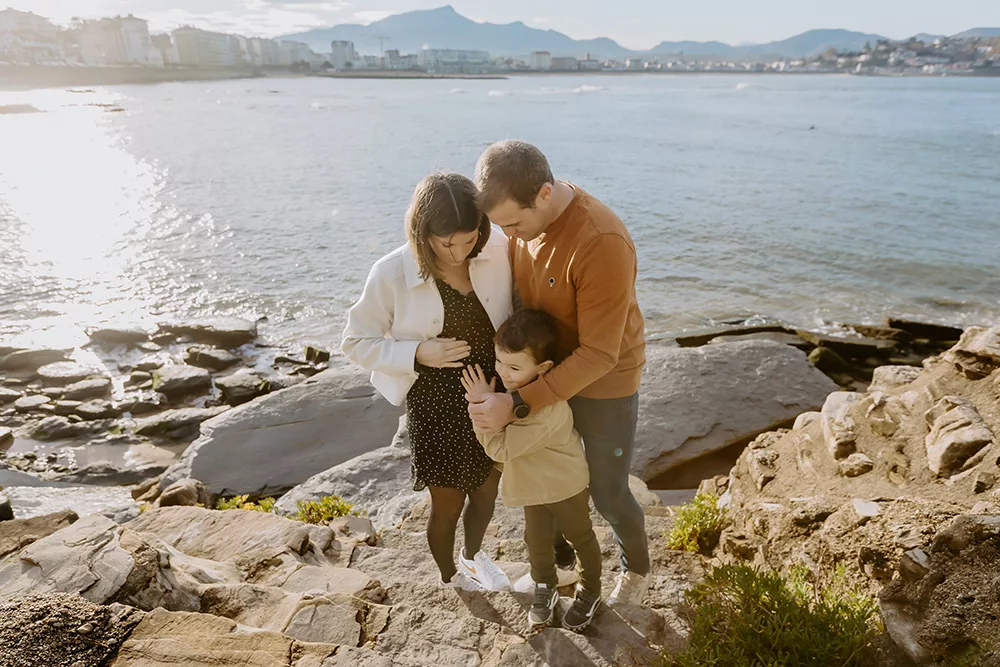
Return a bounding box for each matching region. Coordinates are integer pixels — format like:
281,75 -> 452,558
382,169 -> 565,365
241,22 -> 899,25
524,488 -> 602,596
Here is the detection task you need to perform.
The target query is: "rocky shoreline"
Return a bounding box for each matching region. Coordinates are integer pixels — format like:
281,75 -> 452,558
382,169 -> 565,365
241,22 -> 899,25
0,317 -> 996,665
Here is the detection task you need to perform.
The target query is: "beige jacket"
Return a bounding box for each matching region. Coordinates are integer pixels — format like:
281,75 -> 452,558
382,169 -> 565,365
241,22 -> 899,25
475,401 -> 590,508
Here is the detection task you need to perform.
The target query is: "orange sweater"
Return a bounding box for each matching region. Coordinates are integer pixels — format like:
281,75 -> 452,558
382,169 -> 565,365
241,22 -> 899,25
514,185 -> 646,409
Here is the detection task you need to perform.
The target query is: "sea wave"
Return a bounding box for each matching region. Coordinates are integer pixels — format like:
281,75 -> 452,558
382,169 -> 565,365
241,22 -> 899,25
487,90 -> 509,97
573,85 -> 606,94
448,88 -> 466,94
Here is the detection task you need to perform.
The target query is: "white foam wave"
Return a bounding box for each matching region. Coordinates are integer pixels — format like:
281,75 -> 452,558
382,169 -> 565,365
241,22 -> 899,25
310,102 -> 327,109
449,88 -> 466,94
487,90 -> 508,97
573,85 -> 606,94
735,82 -> 756,90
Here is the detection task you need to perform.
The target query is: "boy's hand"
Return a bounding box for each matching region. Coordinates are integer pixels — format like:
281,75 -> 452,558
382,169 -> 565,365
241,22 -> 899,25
460,364 -> 495,400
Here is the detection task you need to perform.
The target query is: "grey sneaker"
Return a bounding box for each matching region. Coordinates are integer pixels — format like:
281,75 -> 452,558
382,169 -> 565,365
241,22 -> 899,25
527,583 -> 559,628
607,571 -> 650,606
563,586 -> 601,632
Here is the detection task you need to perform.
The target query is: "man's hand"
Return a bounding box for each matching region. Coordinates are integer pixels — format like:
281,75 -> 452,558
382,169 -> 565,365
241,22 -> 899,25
460,364 -> 495,400
467,392 -> 514,434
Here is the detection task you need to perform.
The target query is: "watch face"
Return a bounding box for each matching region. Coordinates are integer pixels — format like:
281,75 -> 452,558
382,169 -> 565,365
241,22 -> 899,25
514,404 -> 530,418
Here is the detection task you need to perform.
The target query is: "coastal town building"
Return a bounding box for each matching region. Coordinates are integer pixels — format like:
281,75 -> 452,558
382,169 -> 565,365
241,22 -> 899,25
418,48 -> 490,73
172,27 -> 246,68
550,56 -> 579,71
0,8 -> 63,64
330,40 -> 356,69
529,51 -> 552,70
76,15 -> 162,67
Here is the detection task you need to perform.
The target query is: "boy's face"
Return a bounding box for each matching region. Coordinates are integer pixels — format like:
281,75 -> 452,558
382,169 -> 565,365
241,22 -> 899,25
494,345 -> 553,391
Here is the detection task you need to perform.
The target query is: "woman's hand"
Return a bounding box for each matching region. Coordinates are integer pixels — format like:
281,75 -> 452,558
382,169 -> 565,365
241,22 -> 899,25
415,338 -> 471,369
461,364 -> 496,400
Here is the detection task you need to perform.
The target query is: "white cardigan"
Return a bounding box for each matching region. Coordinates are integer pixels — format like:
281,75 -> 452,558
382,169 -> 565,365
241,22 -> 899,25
342,228 -> 513,406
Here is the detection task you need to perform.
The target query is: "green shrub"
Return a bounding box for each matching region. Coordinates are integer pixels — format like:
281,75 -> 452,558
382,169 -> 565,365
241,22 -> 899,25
294,495 -> 358,524
665,492 -> 727,554
215,495 -> 276,513
663,563 -> 881,667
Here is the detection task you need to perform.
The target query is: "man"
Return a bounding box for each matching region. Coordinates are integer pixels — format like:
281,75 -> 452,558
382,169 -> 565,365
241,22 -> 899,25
468,140 -> 650,606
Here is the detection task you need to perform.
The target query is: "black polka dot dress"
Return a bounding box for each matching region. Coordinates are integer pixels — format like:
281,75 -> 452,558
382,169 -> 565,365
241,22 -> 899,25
407,279 -> 503,494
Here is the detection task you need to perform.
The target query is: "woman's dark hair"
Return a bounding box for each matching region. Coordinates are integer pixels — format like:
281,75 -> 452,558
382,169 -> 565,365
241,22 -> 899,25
406,173 -> 491,280
494,309 -> 559,364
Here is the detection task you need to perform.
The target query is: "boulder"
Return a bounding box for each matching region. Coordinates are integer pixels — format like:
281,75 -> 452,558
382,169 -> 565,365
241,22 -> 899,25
157,478 -> 212,508
870,365 -> 923,393
134,406 -> 229,438
215,372 -> 266,406
62,376 -> 112,400
0,509 -> 78,558
821,392 -> 863,460
275,418 -> 419,531
36,362 -> 97,385
0,514 -> 139,602
946,326 -> 1000,380
161,367 -> 402,498
839,453 -> 875,478
14,394 -> 51,412
151,365 -> 212,398
127,371 -> 152,385
0,426 -> 13,447
185,346 -> 241,371
86,326 -> 151,346
134,358 -> 163,372
53,399 -> 82,415
887,318 -> 964,342
633,341 -> 837,481
0,348 -> 69,371
305,345 -> 332,364
156,318 -> 258,348
924,396 -> 995,477
795,330 -> 897,358
0,386 -> 21,403
28,415 -> 109,440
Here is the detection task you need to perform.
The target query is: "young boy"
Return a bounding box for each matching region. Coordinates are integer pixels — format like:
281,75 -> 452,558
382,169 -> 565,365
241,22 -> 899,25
461,309 -> 602,632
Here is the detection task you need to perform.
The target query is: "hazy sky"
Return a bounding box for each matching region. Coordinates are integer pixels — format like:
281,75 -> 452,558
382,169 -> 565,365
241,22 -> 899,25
21,0 -> 1000,48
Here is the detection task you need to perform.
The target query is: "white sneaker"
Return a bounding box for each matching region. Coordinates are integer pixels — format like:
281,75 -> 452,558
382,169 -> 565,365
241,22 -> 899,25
442,571 -> 482,591
513,567 -> 580,593
607,571 -> 650,606
459,548 -> 513,592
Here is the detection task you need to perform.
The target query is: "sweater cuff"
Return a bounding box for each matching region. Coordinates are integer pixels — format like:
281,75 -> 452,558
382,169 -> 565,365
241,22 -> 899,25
519,378 -> 559,411
392,339 -> 421,376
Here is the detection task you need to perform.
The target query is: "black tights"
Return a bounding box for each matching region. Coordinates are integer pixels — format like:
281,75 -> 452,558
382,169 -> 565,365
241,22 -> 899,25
427,466 -> 501,582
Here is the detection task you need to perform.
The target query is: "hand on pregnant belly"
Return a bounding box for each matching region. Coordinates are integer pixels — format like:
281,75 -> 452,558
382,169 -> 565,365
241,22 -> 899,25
416,338 -> 471,368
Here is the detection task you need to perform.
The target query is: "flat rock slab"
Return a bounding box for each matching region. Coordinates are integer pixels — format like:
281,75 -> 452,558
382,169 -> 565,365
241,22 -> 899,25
215,372 -> 266,406
52,462 -> 167,486
185,347 -> 241,371
887,318 -> 964,342
152,365 -> 212,398
28,415 -> 110,440
0,349 -> 69,371
63,377 -> 112,401
0,426 -> 13,447
76,399 -> 122,420
0,386 -> 21,403
134,406 -> 229,437
633,340 -> 838,481
0,509 -> 78,558
14,394 -> 51,412
86,326 -> 152,346
708,331 -> 812,350
156,318 -> 258,348
161,367 -> 402,498
795,330 -> 897,358
36,362 -> 98,385
669,323 -> 791,348
2,486 -> 135,520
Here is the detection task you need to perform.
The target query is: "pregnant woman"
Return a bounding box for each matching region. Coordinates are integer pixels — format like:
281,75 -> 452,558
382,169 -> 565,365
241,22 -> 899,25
342,173 -> 513,591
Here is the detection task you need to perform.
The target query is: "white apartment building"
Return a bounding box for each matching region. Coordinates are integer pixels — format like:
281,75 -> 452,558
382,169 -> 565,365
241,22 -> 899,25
419,48 -> 490,73
172,26 -> 245,68
330,40 -> 356,69
529,51 -> 552,70
77,15 -> 163,67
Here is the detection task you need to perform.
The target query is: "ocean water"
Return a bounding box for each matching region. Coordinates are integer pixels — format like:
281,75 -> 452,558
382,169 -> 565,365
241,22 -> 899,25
1,74 -> 998,351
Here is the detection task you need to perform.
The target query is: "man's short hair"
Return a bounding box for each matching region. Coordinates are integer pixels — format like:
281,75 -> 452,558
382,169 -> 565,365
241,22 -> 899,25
475,140 -> 554,213
494,309 -> 559,364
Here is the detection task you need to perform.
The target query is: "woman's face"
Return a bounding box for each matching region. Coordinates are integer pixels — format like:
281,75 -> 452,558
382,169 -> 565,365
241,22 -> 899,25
428,229 -> 480,269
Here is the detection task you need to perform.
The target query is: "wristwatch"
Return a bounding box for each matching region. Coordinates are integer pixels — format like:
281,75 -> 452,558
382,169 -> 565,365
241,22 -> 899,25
511,391 -> 530,419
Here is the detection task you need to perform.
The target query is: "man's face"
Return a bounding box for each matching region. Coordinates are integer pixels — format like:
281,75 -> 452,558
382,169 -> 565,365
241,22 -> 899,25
487,187 -> 552,241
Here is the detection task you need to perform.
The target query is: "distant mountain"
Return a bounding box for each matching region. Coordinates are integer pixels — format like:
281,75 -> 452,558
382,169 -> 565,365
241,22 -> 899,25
912,33 -> 945,43
951,27 -> 1000,39
651,29 -> 888,59
279,5 -> 631,58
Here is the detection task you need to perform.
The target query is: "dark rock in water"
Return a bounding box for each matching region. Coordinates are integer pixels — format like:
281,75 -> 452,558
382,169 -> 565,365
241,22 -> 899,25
75,400 -> 121,420
887,318 -> 964,342
708,331 -> 812,350
0,346 -> 25,357
134,407 -> 229,438
215,373 -> 265,406
119,394 -> 166,416
150,332 -> 176,345
184,346 -> 240,371
795,329 -> 897,359
62,377 -> 111,401
258,374 -> 302,393
275,355 -> 309,366
156,318 -> 257,348
35,362 -> 97,386
53,461 -> 167,486
29,416 -> 88,441
0,349 -> 70,371
85,326 -> 151,346
808,347 -> 854,376
14,395 -> 51,412
672,323 -> 792,347
151,365 -> 212,398
291,365 -> 323,378
0,104 -> 42,115
843,323 -> 915,344
0,427 -> 12,448
305,345 -> 331,364
0,387 -> 21,404
0,493 -> 12,521
0,510 -> 78,558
